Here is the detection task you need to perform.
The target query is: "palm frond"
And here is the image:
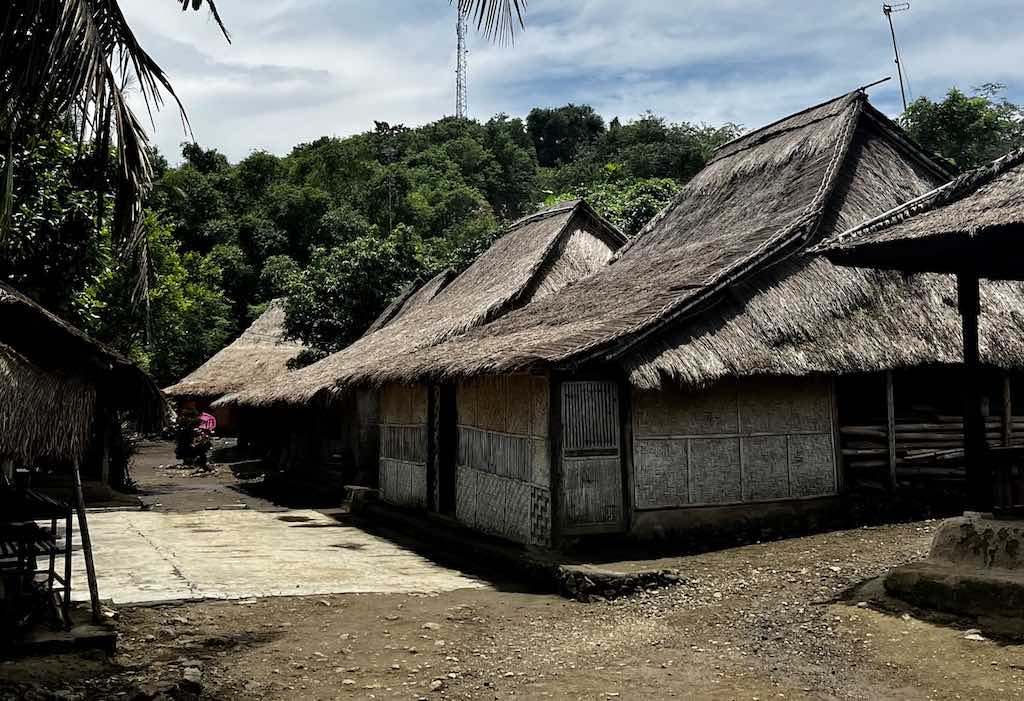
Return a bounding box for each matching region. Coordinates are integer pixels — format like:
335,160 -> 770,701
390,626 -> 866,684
454,0 -> 526,44
0,0 -> 227,290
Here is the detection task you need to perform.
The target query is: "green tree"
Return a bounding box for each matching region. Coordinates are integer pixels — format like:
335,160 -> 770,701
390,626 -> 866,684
0,129 -> 107,318
548,173 -> 681,237
283,228 -> 424,357
527,104 -> 606,167
902,84 -> 1024,170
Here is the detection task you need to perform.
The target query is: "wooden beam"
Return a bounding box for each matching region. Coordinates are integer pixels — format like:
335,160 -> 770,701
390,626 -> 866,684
1002,373 -> 1013,447
886,370 -> 897,490
72,460 -> 102,624
958,271 -> 992,512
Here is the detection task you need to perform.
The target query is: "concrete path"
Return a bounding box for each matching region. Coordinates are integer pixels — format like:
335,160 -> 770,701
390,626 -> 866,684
70,508 -> 485,605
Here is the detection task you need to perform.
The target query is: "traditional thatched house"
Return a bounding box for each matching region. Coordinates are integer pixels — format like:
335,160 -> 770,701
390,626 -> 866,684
266,90 -> 1024,547
226,200 -> 627,490
164,299 -> 304,432
1,283 -> 164,625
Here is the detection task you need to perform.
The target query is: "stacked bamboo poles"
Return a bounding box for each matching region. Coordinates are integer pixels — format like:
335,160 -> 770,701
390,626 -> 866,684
841,415 -> 1024,481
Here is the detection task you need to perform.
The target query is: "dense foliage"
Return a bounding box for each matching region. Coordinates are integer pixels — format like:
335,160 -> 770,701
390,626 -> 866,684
0,107 -> 736,384
902,84 -> 1024,171
5,84 -> 1020,387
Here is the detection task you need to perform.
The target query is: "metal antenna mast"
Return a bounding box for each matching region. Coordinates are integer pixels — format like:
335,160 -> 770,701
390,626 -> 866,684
456,6 -> 468,118
883,3 -> 911,111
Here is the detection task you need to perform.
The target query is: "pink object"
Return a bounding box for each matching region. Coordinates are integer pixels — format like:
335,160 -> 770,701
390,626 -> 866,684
198,412 -> 217,432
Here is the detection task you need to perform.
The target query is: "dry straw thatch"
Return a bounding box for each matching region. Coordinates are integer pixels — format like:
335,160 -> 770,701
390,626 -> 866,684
819,147 -> 1024,276
326,90 -> 998,389
228,199 -> 626,407
0,343 -> 96,464
165,299 -> 304,401
0,282 -> 165,461
362,268 -> 456,336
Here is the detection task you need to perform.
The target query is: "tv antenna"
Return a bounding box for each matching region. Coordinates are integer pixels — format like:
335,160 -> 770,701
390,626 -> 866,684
883,3 -> 911,111
456,6 -> 469,118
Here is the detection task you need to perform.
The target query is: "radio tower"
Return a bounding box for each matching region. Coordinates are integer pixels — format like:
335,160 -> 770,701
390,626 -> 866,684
455,6 -> 468,118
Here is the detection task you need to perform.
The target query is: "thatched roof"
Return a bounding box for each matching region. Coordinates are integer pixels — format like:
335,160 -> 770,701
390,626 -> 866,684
362,268 -> 456,336
818,148 -> 1024,277
228,199 -> 626,407
165,299 -> 304,401
310,90 -> 986,389
0,283 -> 165,461
0,343 -> 96,464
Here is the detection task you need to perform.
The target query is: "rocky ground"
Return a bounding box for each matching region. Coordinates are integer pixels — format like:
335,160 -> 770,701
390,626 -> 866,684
3,518 -> 1023,700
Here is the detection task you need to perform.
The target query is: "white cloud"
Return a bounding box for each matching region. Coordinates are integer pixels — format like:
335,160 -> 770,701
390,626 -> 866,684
119,0 -> 1024,162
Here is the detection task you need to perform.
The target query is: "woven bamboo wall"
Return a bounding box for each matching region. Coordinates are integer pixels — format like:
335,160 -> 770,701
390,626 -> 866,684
378,383 -> 429,508
454,374 -> 551,545
632,377 -> 837,509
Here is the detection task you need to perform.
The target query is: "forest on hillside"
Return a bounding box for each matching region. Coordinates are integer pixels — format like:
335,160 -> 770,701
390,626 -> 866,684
2,87 -> 1021,387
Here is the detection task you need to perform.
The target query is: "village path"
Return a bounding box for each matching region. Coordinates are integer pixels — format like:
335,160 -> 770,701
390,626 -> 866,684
69,440 -> 486,605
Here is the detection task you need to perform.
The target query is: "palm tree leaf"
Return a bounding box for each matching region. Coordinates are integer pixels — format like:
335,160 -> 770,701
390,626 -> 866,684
454,0 -> 526,44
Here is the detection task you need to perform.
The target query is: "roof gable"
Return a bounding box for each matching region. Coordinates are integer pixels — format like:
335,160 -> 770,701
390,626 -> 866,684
357,92 -> 951,386
165,299 -> 304,400
229,200 -> 625,406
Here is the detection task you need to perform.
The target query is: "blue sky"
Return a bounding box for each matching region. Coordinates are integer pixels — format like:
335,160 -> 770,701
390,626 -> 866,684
121,0 -> 1024,163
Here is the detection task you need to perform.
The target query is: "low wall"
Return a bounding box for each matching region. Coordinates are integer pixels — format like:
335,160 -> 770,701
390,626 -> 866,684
379,384 -> 429,509
455,374 -> 552,546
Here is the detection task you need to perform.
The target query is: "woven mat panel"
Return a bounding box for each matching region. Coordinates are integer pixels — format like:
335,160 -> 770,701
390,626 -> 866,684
530,486 -> 552,546
380,459 -> 426,508
455,465 -> 478,528
504,479 -> 531,544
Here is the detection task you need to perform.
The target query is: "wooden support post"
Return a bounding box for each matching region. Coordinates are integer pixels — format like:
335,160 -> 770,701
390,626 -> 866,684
71,460 -> 102,623
958,271 -> 992,512
885,370 -> 898,490
1002,373 -> 1013,447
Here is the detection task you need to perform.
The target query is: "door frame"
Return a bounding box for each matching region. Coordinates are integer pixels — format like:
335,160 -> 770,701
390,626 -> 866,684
552,370 -> 632,538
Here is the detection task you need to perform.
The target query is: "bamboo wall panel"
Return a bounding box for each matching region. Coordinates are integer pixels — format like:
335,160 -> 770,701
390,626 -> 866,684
562,456 -> 623,528
789,434 -> 838,496
562,382 -> 619,452
380,458 -> 427,508
742,435 -> 790,500
632,377 -> 837,508
378,383 -> 429,508
634,438 -> 689,508
739,378 -> 831,433
688,438 -> 743,504
634,382 -> 738,435
454,374 -> 551,544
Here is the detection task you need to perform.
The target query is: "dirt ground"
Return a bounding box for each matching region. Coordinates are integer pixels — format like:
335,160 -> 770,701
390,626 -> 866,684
4,517 -> 1024,700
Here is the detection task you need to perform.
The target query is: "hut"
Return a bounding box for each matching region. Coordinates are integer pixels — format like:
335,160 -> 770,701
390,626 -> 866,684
0,282 -> 164,625
164,299 -> 304,433
227,200 -> 628,495
294,90 -> 1024,547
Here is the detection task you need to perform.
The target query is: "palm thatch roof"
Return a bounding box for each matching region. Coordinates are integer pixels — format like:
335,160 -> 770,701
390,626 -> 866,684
227,199 -> 626,407
818,147 -> 1024,278
165,299 -> 304,401
0,282 -> 165,462
300,90 -> 995,389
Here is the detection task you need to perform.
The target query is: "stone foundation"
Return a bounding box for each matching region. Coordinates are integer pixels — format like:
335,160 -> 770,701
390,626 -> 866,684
885,513 -> 1024,619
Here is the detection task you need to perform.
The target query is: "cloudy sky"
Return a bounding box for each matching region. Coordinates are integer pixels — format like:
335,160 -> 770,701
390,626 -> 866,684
121,0 -> 1024,163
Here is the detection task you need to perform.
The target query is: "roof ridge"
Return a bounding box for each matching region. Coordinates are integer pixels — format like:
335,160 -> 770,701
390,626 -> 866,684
821,146 -> 1024,250
591,94 -> 866,364
505,199 -> 580,233
707,91 -> 860,165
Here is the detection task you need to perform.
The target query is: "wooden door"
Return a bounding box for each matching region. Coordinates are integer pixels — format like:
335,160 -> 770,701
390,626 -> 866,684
560,380 -> 625,534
